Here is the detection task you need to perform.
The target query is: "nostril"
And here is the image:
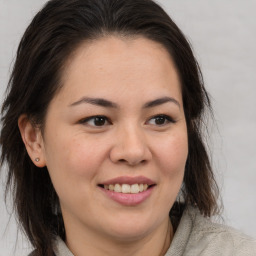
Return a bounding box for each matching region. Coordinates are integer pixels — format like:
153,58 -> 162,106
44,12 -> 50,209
117,158 -> 147,165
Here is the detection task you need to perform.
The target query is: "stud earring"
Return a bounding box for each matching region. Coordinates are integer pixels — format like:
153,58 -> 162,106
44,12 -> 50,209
35,158 -> 40,162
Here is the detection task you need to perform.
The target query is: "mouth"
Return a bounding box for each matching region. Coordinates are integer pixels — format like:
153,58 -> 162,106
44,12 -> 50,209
98,183 -> 155,194
97,176 -> 156,205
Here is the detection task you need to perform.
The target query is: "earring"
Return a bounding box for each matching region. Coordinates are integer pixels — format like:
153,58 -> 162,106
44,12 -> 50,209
35,158 -> 40,162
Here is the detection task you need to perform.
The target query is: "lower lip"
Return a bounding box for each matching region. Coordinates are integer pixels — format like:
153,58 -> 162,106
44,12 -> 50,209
98,186 -> 154,206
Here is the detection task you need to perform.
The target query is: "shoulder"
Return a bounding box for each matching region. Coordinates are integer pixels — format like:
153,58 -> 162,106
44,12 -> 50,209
28,251 -> 36,256
27,236 -> 73,256
184,206 -> 256,256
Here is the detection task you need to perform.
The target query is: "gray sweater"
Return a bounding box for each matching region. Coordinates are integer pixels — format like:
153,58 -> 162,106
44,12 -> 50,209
29,206 -> 256,255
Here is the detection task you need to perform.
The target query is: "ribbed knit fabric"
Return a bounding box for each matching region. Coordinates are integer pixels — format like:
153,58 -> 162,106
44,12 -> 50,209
29,206 -> 256,256
165,206 -> 256,256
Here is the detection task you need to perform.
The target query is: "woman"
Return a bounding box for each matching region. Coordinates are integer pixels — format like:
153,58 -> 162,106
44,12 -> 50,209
1,0 -> 255,255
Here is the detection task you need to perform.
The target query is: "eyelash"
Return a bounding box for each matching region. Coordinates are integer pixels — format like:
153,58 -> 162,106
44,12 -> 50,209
147,114 -> 176,126
78,115 -> 112,127
78,114 -> 176,127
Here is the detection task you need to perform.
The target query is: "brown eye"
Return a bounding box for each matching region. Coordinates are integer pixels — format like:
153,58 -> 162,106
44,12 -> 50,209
79,115 -> 111,127
154,116 -> 166,125
147,114 -> 175,126
93,116 -> 107,126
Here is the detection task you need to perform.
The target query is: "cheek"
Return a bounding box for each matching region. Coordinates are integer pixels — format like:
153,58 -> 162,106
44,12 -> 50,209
154,131 -> 188,177
44,132 -> 112,189
43,136 -> 107,205
67,142 -> 106,177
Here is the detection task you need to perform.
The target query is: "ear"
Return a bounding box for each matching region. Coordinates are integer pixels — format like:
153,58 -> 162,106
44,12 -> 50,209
18,114 -> 46,167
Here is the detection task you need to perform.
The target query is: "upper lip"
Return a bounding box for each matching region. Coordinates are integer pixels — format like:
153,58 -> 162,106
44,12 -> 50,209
99,176 -> 155,185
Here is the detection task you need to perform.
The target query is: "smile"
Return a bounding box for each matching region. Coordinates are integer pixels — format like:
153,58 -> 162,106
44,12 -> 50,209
98,176 -> 156,206
100,183 -> 150,194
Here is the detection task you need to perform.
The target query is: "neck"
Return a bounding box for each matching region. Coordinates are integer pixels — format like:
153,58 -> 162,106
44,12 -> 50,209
65,218 -> 173,256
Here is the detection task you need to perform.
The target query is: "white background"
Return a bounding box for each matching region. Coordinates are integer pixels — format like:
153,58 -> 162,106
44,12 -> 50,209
0,0 -> 255,255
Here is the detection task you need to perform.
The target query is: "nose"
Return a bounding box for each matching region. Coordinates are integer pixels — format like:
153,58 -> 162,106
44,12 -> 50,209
109,125 -> 152,166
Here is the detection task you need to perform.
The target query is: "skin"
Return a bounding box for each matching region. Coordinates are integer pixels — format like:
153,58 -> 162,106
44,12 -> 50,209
19,36 -> 188,256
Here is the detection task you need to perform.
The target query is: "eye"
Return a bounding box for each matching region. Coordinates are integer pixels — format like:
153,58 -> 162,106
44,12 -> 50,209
147,114 -> 175,126
79,115 -> 111,127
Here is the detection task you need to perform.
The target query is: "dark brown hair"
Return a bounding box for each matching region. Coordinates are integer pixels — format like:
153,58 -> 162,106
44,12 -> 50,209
1,0 -> 219,255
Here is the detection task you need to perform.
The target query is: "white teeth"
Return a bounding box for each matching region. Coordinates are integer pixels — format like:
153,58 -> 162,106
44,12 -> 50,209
122,184 -> 131,193
143,184 -> 148,191
103,183 -> 151,194
131,184 -> 139,194
114,184 -> 122,193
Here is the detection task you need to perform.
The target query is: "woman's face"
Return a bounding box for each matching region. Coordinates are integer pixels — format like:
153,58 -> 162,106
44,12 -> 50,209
40,37 -> 188,242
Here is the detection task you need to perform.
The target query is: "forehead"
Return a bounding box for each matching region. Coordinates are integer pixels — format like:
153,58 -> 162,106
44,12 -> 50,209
56,36 -> 182,105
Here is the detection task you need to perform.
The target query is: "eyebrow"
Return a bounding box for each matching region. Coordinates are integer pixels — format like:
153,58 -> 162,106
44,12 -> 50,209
70,97 -> 119,108
69,96 -> 180,109
142,96 -> 180,109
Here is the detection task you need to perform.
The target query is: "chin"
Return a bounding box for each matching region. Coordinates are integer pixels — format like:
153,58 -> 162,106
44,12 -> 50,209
103,214 -> 161,242
108,226 -> 152,242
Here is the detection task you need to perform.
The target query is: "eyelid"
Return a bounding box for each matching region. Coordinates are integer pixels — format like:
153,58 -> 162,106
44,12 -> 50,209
146,114 -> 176,125
78,114 -> 176,127
78,115 -> 112,127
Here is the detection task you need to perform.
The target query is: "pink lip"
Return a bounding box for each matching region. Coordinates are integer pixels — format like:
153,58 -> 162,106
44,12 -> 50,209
100,176 -> 155,185
98,185 -> 155,206
98,176 -> 156,206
